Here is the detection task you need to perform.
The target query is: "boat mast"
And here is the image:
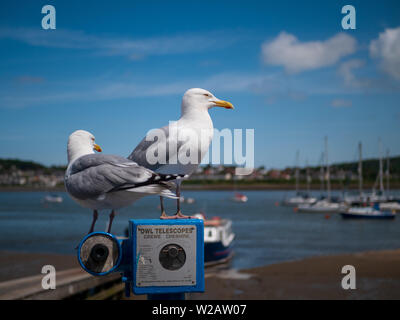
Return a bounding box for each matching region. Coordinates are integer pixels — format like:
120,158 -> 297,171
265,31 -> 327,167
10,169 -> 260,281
295,150 -> 299,194
386,149 -> 390,195
325,136 -> 331,201
306,159 -> 310,195
378,138 -> 384,194
320,152 -> 325,195
358,142 -> 363,197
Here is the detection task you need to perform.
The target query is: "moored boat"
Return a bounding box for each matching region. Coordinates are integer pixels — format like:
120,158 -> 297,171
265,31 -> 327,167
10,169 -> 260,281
340,204 -> 396,220
42,194 -> 63,203
232,192 -> 248,203
283,151 -> 317,206
194,213 -> 235,266
284,192 -> 317,206
298,199 -> 344,213
379,201 -> 400,212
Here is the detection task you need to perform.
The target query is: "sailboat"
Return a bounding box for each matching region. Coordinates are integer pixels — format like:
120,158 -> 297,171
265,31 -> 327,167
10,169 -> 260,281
378,149 -> 400,211
377,201 -> 400,212
343,142 -> 366,204
283,151 -> 317,206
341,203 -> 396,219
368,138 -> 388,202
298,137 -> 344,213
341,139 -> 397,219
231,174 -> 248,203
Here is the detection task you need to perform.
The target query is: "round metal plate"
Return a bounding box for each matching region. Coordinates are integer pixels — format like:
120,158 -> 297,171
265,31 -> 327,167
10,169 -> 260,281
159,243 -> 186,271
79,233 -> 120,275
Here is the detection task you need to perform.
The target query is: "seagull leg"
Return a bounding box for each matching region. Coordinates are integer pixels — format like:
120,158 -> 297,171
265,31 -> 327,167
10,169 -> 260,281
107,210 -> 116,233
176,184 -> 181,214
75,210 -> 99,249
159,185 -> 195,219
88,210 -> 98,234
159,196 -> 168,219
172,184 -> 194,219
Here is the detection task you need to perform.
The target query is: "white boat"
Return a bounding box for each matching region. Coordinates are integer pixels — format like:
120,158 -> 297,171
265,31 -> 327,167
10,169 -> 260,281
185,197 -> 195,204
283,151 -> 317,206
298,137 -> 343,213
343,142 -> 365,205
379,202 -> 400,212
298,199 -> 345,213
180,196 -> 195,204
348,139 -> 391,205
193,213 -> 235,266
284,193 -> 317,206
43,194 -> 63,203
232,192 -> 248,203
341,205 -> 396,220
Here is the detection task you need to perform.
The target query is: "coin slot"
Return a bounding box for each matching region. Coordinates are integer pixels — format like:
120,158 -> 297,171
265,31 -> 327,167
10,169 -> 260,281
159,244 -> 186,270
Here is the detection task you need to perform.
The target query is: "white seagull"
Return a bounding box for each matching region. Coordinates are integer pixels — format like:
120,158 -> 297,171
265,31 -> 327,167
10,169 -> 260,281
65,130 -> 185,233
128,88 -> 234,219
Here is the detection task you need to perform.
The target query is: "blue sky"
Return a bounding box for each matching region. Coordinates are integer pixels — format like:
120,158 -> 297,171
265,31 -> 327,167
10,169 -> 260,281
0,0 -> 399,169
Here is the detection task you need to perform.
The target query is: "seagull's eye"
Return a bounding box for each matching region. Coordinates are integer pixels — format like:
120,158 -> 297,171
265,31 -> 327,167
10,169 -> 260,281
203,93 -> 211,97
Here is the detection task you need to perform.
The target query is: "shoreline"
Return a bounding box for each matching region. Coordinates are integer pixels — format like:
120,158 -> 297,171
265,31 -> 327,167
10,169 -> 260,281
191,248 -> 400,300
1,183 -> 399,192
1,248 -> 399,299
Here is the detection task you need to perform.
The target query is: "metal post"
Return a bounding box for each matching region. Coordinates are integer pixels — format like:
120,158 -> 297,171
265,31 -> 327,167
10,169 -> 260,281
148,293 -> 185,300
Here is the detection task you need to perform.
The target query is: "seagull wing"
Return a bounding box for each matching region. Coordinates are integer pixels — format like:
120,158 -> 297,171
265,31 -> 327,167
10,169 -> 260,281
65,154 -> 180,200
128,123 -> 203,175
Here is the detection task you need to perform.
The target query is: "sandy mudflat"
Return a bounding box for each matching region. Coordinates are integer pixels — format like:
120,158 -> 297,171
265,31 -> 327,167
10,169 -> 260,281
191,249 -> 400,300
0,251 -> 79,282
1,249 -> 400,299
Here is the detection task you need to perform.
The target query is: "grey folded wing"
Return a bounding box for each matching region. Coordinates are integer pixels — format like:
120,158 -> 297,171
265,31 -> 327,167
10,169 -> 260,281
65,154 -> 161,200
128,124 -> 199,173
128,125 -> 171,172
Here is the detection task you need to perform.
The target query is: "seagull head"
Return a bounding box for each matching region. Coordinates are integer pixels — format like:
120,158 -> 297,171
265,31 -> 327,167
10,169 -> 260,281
67,130 -> 102,163
181,88 -> 234,115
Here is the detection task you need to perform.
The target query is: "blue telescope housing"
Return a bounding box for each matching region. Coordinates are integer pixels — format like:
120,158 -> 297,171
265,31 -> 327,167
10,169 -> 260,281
77,219 -> 205,297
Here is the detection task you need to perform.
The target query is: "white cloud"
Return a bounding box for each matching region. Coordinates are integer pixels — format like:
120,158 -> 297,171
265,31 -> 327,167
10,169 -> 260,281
0,75 -> 232,106
338,59 -> 365,87
0,69 -> 354,109
0,27 -> 239,57
370,27 -> 400,80
15,75 -> 45,84
330,99 -> 352,108
261,32 -> 357,73
0,72 -> 289,109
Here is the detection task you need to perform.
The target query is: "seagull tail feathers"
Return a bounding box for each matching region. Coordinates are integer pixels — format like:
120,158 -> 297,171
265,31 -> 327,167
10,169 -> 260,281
157,173 -> 189,182
127,184 -> 178,199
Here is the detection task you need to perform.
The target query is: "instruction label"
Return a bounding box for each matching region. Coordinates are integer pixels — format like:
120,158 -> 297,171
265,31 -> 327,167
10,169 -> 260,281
135,224 -> 197,287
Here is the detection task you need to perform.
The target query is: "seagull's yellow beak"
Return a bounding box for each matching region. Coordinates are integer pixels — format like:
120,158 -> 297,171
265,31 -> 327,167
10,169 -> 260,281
213,100 -> 234,109
93,144 -> 102,152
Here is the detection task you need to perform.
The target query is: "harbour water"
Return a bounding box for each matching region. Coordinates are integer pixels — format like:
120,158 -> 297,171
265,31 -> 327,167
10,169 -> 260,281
1,190 -> 400,270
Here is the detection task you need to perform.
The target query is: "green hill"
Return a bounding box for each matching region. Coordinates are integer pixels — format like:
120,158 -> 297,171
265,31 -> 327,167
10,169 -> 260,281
0,158 -> 66,174
305,156 -> 400,181
0,158 -> 46,172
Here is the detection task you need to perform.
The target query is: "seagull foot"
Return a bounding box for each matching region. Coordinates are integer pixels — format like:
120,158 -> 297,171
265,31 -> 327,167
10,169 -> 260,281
159,211 -> 174,219
159,211 -> 195,219
175,211 -> 195,219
